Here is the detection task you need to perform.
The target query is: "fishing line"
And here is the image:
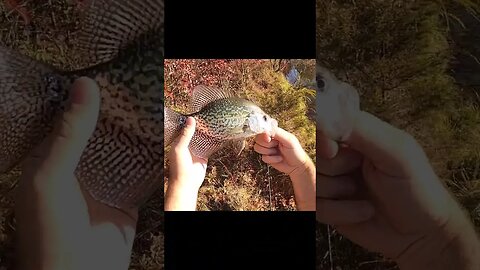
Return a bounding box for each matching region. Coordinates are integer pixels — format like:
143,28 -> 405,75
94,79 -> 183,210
267,163 -> 273,211
327,224 -> 333,270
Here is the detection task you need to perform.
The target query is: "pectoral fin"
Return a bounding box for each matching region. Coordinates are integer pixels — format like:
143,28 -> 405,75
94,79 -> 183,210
233,140 -> 246,157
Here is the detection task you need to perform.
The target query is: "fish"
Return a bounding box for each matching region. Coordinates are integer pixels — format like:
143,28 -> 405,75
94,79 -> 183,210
165,85 -> 278,159
0,0 -> 164,210
314,64 -> 360,141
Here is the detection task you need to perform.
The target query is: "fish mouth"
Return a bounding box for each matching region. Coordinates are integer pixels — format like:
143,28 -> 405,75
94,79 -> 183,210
266,118 -> 279,137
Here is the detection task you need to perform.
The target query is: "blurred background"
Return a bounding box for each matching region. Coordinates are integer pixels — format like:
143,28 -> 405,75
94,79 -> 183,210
316,0 -> 480,269
0,1 -> 165,269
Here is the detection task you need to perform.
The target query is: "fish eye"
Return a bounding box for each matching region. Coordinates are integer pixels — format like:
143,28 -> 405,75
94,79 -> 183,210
316,74 -> 325,91
263,115 -> 267,121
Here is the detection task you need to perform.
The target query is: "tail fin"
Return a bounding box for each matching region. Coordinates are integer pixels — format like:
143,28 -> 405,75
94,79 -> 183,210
0,46 -> 68,172
164,107 -> 186,147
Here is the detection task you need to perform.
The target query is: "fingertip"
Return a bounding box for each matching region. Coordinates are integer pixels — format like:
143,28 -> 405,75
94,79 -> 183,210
317,132 -> 339,159
263,132 -> 271,143
272,127 -> 298,148
60,77 -> 100,141
324,139 -> 339,159
178,117 -> 196,146
346,111 -> 423,176
185,116 -> 196,128
185,116 -> 195,126
71,77 -> 100,106
255,132 -> 271,144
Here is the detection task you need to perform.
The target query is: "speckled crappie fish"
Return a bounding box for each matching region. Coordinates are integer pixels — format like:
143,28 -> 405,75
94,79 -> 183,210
0,0 -> 164,209
165,85 -> 278,159
314,64 -> 360,141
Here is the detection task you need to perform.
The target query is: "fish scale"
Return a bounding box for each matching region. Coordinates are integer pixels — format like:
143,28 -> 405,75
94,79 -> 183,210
0,0 -> 164,209
195,99 -> 252,139
76,31 -> 164,141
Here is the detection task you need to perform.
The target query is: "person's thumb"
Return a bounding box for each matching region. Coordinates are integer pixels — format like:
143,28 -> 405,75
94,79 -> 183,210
270,127 -> 301,149
344,111 -> 430,178
33,77 -> 100,179
172,117 -> 196,150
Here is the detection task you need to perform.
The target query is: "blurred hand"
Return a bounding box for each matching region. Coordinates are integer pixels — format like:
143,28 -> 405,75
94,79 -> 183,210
15,77 -> 137,270
255,127 -> 315,211
165,117 -> 208,211
316,111 -> 480,269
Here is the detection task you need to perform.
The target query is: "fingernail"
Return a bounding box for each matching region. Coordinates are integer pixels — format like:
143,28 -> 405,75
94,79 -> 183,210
186,117 -> 195,126
71,77 -> 98,105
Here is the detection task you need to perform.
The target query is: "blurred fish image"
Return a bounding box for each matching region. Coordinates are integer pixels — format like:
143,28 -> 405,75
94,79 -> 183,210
3,0 -> 89,25
0,0 -> 164,209
314,64 -> 360,141
165,85 -> 278,159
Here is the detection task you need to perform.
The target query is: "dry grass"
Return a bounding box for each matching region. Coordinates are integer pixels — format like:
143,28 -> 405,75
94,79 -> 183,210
0,1 -> 163,269
164,59 -> 316,211
316,0 -> 480,269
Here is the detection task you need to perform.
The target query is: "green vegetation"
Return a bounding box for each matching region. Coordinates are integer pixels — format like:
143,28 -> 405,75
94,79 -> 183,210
164,59 -> 316,211
316,0 -> 480,269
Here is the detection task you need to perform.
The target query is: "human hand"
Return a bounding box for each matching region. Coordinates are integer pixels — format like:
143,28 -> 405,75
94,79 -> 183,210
316,111 -> 480,269
15,77 -> 137,270
165,117 -> 208,211
254,128 -> 315,211
254,127 -> 312,177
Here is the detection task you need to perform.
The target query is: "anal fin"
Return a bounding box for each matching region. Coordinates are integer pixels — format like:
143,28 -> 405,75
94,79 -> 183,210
76,118 -> 163,209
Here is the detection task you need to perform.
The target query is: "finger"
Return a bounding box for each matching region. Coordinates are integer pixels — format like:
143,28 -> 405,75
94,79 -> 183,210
255,135 -> 279,148
317,131 -> 338,159
255,132 -> 272,144
316,175 -> 357,199
345,111 -> 428,178
262,155 -> 283,164
254,143 -> 278,155
32,77 -> 100,180
316,199 -> 374,225
172,117 -> 196,150
317,146 -> 362,176
271,127 -> 300,149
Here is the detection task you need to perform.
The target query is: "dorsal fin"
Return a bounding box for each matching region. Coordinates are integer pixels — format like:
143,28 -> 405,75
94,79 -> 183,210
190,85 -> 234,113
75,0 -> 164,67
